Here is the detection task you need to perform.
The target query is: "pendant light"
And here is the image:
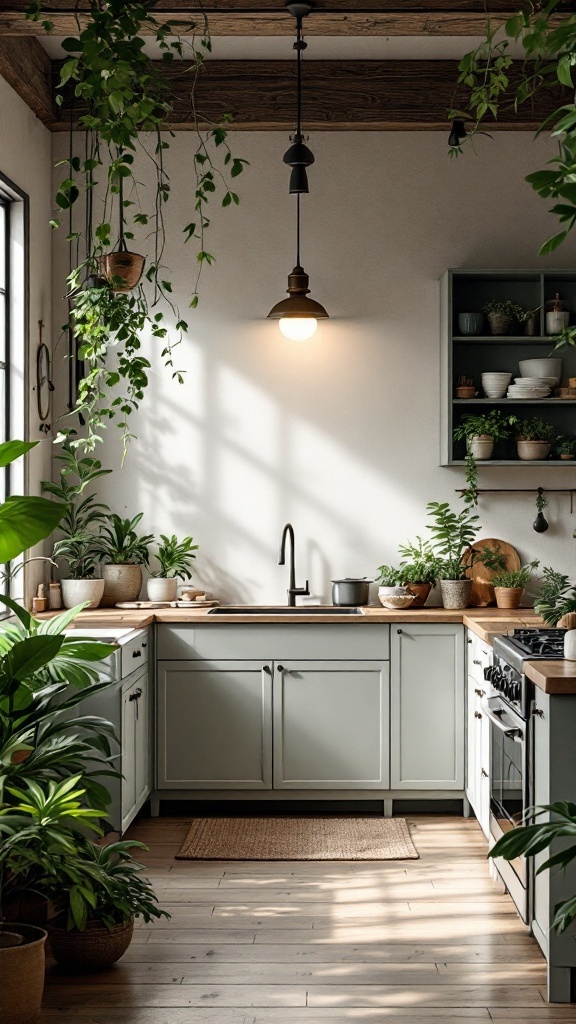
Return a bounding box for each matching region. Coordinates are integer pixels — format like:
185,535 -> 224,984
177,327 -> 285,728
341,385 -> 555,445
267,0 -> 328,340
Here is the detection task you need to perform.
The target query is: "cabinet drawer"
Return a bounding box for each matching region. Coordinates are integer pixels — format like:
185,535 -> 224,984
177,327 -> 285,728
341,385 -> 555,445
467,630 -> 491,685
121,630 -> 149,678
157,623 -> 390,661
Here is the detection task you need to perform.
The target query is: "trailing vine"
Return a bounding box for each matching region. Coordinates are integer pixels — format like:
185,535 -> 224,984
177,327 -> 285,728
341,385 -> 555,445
448,2 -> 576,258
27,1 -> 248,457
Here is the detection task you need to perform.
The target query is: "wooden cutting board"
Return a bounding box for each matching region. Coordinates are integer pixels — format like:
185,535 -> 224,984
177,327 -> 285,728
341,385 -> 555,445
465,538 -> 521,607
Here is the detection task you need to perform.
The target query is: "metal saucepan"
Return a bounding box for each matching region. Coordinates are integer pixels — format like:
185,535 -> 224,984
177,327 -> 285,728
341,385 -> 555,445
331,578 -> 372,607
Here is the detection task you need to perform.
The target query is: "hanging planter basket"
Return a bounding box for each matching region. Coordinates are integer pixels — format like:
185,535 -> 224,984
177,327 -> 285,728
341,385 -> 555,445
100,242 -> 145,293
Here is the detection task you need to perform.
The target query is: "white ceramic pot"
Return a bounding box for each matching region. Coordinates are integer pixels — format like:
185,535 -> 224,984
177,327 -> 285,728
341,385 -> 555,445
519,357 -> 562,379
440,579 -> 472,610
564,629 -> 576,661
147,577 -> 178,602
61,578 -> 105,610
467,435 -> 494,460
517,440 -> 551,462
101,564 -> 142,606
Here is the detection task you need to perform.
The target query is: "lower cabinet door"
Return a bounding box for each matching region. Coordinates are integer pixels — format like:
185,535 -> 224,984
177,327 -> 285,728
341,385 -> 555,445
273,660 -> 389,789
157,660 -> 273,789
134,669 -> 151,812
391,624 -> 464,790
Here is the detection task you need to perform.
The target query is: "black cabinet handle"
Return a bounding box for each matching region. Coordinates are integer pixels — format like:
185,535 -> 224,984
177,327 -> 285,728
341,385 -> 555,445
474,711 -> 482,719
129,688 -> 142,702
475,688 -> 485,698
262,665 -> 271,675
132,649 -> 142,658
397,629 -> 402,634
277,665 -> 284,672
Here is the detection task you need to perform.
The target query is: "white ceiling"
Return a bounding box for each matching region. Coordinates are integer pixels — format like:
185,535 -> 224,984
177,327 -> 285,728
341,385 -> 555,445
38,34 -> 524,61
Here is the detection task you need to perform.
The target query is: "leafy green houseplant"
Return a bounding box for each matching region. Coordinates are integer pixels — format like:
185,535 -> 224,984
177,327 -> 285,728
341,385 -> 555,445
489,801 -> 576,935
453,411 -> 516,461
426,501 -> 481,609
0,440 -> 65,585
28,1 -> 247,458
557,436 -> 576,459
535,567 -> 576,628
491,560 -> 539,610
515,417 -> 557,461
148,533 -> 199,601
95,512 -> 154,606
397,537 -> 441,607
482,299 -> 524,335
43,444 -> 112,608
376,565 -> 401,587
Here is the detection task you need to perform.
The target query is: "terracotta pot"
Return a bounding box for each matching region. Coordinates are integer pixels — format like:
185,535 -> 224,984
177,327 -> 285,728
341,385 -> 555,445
47,917 -> 134,971
517,440 -> 552,461
440,579 -> 472,610
147,577 -> 178,602
560,453 -> 575,460
487,313 -> 512,335
467,435 -> 494,461
494,586 -> 524,609
101,564 -> 142,606
0,923 -> 47,1024
455,386 -> 476,399
99,250 -> 145,292
404,582 -> 432,608
61,578 -> 105,610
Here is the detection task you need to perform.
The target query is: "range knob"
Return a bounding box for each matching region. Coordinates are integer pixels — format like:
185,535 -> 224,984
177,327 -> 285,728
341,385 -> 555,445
484,665 -> 495,682
513,681 -> 522,702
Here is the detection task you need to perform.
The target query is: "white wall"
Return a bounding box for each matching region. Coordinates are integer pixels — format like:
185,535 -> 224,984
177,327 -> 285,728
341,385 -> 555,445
0,75 -> 53,598
52,130 -> 576,604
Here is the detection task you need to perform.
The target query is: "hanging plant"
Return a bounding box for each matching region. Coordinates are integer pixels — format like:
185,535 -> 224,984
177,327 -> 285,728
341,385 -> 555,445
27,1 -> 248,457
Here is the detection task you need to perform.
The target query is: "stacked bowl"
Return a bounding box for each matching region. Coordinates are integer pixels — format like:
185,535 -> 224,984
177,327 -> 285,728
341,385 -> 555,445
481,371 -> 512,398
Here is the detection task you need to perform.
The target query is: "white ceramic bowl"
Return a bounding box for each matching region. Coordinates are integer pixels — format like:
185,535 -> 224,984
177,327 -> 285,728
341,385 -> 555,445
519,358 -> 562,379
378,593 -> 416,609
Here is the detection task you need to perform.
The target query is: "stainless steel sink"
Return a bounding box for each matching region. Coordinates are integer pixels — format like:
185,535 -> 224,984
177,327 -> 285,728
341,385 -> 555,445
207,606 -> 363,616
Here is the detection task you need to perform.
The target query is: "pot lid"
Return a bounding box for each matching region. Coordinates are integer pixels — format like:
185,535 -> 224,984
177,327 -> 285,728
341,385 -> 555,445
331,577 -> 372,583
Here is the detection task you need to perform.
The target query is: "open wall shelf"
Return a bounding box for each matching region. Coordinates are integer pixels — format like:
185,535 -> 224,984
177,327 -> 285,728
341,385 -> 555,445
440,269 -> 576,467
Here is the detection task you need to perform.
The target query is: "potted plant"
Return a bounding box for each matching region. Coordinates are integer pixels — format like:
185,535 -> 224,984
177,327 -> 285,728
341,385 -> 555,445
95,513 -> 154,606
453,410 -> 514,461
490,559 -> 539,610
514,417 -> 556,461
148,534 -> 199,602
535,567 -> 576,660
43,839 -> 169,970
375,565 -> 406,603
482,299 -> 524,335
43,444 -> 112,609
426,501 -> 481,609
557,436 -> 576,460
397,537 -> 440,607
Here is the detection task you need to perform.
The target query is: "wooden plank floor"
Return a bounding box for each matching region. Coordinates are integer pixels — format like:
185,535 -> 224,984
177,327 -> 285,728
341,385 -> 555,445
42,814 -> 572,1023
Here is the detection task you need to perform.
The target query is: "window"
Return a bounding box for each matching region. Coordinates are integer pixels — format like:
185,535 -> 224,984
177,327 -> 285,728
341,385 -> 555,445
0,174 -> 28,601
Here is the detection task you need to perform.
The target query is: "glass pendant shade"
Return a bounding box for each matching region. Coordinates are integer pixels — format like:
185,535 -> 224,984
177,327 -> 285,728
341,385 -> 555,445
279,317 -> 318,340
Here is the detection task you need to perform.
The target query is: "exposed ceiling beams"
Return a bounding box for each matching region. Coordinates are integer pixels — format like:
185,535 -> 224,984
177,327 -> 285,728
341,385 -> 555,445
0,36 -> 56,124
51,58 -> 562,132
0,1 -> 520,37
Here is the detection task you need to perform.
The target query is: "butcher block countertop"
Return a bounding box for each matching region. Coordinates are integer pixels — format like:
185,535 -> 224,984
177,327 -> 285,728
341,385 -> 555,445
36,604 -> 576,694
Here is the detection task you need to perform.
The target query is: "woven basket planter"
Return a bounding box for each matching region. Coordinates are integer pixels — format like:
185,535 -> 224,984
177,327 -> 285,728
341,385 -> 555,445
99,250 -> 145,292
101,564 -> 143,606
0,923 -> 47,1024
517,440 -> 552,462
487,313 -> 513,335
494,586 -> 524,609
440,579 -> 472,610
47,917 -> 134,971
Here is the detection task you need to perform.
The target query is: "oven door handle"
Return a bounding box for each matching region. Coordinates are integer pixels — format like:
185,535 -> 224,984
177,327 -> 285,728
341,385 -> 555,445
481,701 -> 524,741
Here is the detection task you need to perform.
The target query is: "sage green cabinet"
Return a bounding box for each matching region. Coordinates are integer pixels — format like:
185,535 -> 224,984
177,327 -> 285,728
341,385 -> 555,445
272,661 -> 389,789
121,670 -> 151,831
390,623 -> 464,790
157,660 -> 273,789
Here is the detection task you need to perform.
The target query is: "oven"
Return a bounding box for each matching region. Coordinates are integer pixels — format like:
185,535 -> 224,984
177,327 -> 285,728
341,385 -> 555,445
483,691 -> 530,921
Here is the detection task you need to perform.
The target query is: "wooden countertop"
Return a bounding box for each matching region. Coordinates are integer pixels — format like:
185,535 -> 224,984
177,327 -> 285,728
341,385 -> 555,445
37,604 -> 576,693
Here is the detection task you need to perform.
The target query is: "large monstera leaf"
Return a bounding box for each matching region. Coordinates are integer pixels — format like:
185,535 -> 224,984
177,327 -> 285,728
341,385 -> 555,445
0,440 -> 65,563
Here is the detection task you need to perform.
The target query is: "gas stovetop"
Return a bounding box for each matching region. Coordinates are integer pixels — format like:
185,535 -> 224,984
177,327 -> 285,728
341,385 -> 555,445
497,628 -> 565,660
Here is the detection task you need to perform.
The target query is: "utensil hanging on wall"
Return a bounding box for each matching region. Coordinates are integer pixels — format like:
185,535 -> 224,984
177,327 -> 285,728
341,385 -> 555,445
35,320 -> 54,434
533,487 -> 549,533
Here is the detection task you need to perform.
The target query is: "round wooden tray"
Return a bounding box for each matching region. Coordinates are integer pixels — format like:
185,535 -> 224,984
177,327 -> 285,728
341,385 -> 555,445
465,538 -> 521,607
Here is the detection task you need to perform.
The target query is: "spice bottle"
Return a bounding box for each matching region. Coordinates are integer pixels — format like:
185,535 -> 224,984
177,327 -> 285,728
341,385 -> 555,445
32,583 -> 48,614
48,581 -> 62,610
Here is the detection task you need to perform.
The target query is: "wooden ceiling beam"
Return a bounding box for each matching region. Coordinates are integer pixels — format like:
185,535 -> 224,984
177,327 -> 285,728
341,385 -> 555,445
0,36 -> 56,125
51,59 -> 563,132
0,1 -> 521,37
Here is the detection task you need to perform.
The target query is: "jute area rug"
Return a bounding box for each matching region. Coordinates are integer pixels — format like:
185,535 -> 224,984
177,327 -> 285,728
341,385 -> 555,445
176,816 -> 418,861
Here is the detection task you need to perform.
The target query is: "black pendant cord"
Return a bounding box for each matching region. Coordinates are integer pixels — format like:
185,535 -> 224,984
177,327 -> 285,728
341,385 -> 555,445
295,14 -> 303,141
296,193 -> 301,267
